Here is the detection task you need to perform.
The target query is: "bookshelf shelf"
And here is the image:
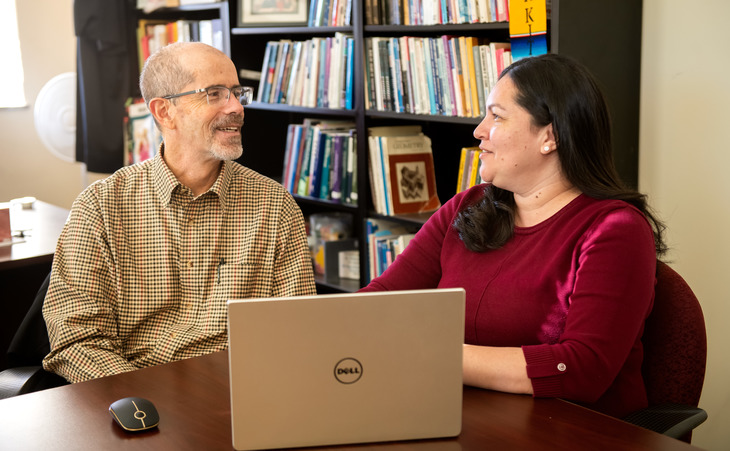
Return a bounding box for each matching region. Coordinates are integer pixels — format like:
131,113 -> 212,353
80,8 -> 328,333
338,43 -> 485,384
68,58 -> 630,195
227,0 -> 642,292
244,103 -> 357,118
365,110 -> 482,125
364,22 -> 510,34
232,26 -> 354,35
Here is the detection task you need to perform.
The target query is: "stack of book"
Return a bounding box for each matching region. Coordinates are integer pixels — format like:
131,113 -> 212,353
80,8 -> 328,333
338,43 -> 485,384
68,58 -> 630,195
367,125 -> 440,216
364,0 -> 510,25
257,33 -> 355,110
365,35 -> 511,117
307,0 -> 353,26
282,119 -> 358,205
365,218 -> 419,282
136,18 -> 225,70
123,98 -> 162,166
456,146 -> 483,193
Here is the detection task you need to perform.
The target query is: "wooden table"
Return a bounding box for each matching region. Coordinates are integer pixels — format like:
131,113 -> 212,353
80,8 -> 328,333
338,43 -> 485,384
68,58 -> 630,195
0,200 -> 69,270
0,351 -> 701,450
0,200 -> 69,370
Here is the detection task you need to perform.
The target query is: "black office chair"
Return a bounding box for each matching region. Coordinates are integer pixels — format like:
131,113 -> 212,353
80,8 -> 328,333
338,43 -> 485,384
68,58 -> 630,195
0,272 -> 68,399
621,261 -> 708,443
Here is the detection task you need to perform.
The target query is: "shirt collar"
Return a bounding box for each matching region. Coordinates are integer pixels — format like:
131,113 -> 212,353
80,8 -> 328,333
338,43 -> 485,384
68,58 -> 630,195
152,144 -> 232,211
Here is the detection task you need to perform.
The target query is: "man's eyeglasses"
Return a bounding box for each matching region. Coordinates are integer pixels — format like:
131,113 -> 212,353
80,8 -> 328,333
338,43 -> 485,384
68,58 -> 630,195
162,86 -> 254,106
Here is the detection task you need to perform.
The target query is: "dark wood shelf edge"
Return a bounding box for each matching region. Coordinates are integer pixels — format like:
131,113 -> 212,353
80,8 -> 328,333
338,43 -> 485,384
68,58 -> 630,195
245,103 -> 357,117
315,274 -> 361,293
232,26 -> 354,35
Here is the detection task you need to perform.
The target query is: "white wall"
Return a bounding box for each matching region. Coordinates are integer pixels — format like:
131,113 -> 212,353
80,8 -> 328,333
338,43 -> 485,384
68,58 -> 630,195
0,0 -> 105,209
640,1 -> 730,448
0,0 -> 727,449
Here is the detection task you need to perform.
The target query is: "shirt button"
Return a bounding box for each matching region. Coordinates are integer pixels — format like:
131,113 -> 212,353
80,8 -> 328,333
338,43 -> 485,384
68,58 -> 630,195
170,332 -> 177,339
557,363 -> 567,372
187,260 -> 194,268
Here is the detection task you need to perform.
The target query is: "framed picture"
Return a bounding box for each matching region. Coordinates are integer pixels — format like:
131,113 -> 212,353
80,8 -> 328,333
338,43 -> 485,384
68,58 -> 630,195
238,0 -> 308,27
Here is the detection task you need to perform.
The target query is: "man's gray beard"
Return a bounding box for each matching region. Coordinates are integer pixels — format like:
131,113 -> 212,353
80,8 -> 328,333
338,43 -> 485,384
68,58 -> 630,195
209,139 -> 243,161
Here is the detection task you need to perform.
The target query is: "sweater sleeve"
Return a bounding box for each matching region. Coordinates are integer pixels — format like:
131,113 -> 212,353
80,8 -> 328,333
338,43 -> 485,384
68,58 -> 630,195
522,207 -> 656,404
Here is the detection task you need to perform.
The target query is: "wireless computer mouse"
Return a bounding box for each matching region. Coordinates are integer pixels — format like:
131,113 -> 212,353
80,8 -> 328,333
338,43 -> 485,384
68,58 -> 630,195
109,397 -> 160,432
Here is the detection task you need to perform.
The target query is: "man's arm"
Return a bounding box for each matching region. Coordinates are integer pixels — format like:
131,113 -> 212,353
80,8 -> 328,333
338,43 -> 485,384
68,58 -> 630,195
42,197 -> 137,383
272,195 -> 317,297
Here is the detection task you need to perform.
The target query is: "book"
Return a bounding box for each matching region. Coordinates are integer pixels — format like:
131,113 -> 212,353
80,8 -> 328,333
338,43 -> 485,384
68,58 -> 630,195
365,218 -> 419,281
344,36 -> 355,109
123,98 -> 161,166
292,119 -> 355,198
386,135 -> 441,214
464,36 -> 481,117
368,125 -> 440,216
455,146 -> 482,193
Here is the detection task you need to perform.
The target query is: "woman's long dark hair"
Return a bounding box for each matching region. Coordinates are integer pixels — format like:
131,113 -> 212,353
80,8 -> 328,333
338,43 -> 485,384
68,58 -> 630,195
453,53 -> 667,256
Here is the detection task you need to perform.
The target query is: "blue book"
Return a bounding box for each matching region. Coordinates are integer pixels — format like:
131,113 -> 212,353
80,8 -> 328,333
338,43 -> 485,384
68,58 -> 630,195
286,125 -> 305,192
282,123 -> 296,191
377,136 -> 391,215
296,122 -> 316,196
307,127 -> 327,197
344,37 -> 354,110
307,0 -> 319,26
317,39 -> 328,107
422,38 -> 438,115
329,134 -> 345,202
390,38 -> 404,113
260,41 -> 278,105
318,133 -> 333,199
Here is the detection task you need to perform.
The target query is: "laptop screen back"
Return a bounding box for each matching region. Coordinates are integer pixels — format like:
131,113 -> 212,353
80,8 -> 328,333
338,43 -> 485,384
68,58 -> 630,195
227,288 -> 465,450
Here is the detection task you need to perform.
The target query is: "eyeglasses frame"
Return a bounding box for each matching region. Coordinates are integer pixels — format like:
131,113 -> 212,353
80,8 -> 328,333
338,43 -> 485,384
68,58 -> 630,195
161,85 -> 254,106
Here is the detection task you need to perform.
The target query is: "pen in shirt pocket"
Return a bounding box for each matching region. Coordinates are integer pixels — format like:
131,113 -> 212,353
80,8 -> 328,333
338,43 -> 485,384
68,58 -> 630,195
217,258 -> 226,284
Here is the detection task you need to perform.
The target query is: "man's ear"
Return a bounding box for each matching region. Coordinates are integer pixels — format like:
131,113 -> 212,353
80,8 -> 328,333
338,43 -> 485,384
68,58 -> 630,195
148,98 -> 175,130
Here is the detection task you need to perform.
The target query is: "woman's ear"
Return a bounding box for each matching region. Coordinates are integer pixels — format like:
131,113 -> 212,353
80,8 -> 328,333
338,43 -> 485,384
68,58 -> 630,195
540,123 -> 557,154
148,98 -> 175,130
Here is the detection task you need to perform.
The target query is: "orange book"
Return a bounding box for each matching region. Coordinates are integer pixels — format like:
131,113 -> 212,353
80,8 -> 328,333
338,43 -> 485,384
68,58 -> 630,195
464,37 -> 481,118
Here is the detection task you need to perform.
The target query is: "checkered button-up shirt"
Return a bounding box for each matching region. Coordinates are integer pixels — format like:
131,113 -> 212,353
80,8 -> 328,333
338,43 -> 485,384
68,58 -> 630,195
43,153 -> 316,383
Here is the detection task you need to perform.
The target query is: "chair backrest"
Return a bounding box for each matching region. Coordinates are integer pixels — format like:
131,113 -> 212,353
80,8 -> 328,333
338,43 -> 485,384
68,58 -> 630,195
641,261 -> 707,407
7,272 -> 52,367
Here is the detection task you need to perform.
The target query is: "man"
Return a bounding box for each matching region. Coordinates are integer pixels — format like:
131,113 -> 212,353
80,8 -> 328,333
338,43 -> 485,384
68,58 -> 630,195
43,42 -> 316,383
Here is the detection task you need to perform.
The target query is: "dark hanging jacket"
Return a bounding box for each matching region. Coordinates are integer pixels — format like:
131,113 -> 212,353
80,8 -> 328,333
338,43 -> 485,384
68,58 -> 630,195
74,0 -> 131,173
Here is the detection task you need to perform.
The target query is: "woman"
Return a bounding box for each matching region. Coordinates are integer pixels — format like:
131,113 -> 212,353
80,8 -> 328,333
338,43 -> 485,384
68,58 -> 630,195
361,53 -> 666,418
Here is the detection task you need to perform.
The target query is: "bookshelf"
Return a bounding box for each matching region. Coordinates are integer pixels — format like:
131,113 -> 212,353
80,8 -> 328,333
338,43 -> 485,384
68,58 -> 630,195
226,0 -> 642,292
126,1 -> 231,97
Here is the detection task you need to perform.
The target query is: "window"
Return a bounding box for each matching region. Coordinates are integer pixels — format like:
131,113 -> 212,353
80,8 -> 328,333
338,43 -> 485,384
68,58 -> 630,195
0,0 -> 27,108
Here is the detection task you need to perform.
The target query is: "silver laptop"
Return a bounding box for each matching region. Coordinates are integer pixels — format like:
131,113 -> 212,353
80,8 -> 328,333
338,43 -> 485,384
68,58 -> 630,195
226,288 -> 465,450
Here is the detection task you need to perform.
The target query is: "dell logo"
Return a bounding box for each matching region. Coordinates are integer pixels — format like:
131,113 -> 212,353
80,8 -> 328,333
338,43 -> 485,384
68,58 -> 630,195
334,358 -> 363,384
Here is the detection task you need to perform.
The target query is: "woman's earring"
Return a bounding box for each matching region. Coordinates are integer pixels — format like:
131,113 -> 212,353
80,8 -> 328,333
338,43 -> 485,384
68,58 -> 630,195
543,146 -> 550,152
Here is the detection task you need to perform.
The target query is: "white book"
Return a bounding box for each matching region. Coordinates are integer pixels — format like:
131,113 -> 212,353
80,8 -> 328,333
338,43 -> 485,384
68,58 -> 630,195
479,44 -> 493,99
412,38 -> 430,115
369,37 -> 385,111
291,41 -> 309,106
449,37 -> 464,117
198,20 -> 213,47
328,33 -> 344,109
304,38 -> 323,108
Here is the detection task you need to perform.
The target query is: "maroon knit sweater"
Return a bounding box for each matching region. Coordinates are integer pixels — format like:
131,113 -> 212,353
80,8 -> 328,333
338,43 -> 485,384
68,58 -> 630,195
362,185 -> 657,418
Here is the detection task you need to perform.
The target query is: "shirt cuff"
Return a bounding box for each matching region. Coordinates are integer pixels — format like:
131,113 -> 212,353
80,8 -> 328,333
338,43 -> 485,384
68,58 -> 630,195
522,345 -> 566,398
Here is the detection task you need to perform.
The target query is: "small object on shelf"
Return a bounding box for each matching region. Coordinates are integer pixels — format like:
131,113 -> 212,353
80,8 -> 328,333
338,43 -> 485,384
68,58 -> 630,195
338,249 -> 360,281
0,204 -> 11,243
309,213 -> 353,275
